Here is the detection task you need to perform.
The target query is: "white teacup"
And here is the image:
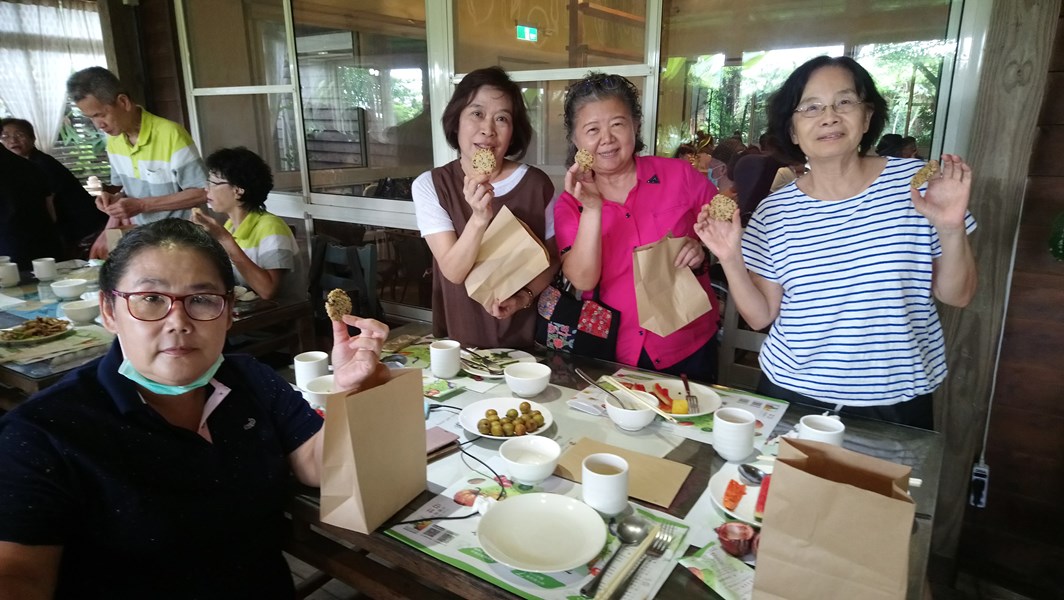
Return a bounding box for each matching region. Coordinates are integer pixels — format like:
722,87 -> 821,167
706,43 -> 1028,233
32,257 -> 57,281
581,453 -> 629,516
429,340 -> 461,379
293,351 -> 329,389
302,374 -> 341,410
797,414 -> 845,446
713,407 -> 756,462
0,263 -> 19,288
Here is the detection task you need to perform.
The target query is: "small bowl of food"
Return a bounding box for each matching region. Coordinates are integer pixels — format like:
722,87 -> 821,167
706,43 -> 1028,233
60,299 -> 100,324
504,362 -> 551,397
51,278 -> 88,299
499,436 -> 561,485
605,390 -> 656,432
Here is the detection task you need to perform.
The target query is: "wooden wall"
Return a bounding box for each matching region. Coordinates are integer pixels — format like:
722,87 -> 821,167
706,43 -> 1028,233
951,3 -> 1064,597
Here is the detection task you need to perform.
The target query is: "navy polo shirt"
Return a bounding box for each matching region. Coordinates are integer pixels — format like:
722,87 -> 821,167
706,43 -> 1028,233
0,341 -> 323,598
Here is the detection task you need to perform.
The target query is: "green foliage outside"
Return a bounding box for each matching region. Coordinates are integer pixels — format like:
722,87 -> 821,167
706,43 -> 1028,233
660,41 -> 952,157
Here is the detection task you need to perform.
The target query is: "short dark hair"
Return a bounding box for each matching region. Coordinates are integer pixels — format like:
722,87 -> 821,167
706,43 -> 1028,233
875,133 -> 906,157
99,218 -> 236,303
0,118 -> 35,141
766,56 -> 887,163
440,67 -> 532,160
563,72 -> 644,166
67,66 -> 129,105
205,147 -> 274,212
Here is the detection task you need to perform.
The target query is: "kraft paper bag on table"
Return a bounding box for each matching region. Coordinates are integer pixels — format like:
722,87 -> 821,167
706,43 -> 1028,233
464,206 -> 550,309
320,368 -> 427,534
632,234 -> 712,336
753,438 -> 915,600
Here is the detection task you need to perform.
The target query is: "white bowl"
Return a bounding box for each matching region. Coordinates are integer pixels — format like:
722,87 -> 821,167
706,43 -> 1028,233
51,278 -> 88,299
61,299 -> 100,324
605,390 -> 657,431
499,436 -> 561,485
503,362 -> 551,397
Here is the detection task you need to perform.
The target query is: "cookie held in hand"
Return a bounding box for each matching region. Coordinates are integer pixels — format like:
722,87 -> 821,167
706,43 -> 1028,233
910,159 -> 940,189
574,148 -> 595,172
471,148 -> 497,175
706,194 -> 738,221
325,289 -> 352,321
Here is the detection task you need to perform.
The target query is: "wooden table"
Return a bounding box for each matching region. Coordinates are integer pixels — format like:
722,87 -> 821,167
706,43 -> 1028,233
285,325 -> 943,600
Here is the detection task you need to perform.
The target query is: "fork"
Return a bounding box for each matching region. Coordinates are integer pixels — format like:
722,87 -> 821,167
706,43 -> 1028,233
680,373 -> 699,414
608,525 -> 674,599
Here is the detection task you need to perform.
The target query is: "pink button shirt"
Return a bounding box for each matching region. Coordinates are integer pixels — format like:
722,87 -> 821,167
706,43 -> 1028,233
555,155 -> 720,369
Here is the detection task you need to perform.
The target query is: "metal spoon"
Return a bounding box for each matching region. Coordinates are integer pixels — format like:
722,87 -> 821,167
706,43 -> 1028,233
580,514 -> 649,598
575,368 -> 633,410
738,463 -> 767,487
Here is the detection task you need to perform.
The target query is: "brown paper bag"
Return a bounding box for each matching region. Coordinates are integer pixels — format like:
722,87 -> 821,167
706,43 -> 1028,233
320,368 -> 427,534
753,438 -> 915,600
464,206 -> 550,309
632,235 -> 712,336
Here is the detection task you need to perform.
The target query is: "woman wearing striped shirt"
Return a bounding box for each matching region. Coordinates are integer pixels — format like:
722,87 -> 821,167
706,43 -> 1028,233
695,56 -> 977,429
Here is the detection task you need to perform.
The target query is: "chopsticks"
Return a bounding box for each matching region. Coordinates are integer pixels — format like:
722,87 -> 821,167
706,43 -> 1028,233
600,375 -> 678,424
594,523 -> 660,600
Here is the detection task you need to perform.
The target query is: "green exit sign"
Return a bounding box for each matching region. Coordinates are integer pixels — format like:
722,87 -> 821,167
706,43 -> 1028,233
516,25 -> 538,42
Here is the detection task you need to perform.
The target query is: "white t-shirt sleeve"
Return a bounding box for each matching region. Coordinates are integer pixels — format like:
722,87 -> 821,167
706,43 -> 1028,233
411,171 -> 455,236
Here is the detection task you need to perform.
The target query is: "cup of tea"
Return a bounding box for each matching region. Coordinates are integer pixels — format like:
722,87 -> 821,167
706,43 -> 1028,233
712,407 -> 756,462
581,453 -> 629,516
797,414 -> 845,446
32,257 -> 57,281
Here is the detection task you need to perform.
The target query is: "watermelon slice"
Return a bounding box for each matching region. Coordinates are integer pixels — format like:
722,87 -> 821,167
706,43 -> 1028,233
723,479 -> 746,511
652,383 -> 675,411
754,474 -> 772,521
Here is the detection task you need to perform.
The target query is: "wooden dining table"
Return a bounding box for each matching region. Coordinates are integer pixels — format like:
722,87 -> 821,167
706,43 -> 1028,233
285,323 -> 942,600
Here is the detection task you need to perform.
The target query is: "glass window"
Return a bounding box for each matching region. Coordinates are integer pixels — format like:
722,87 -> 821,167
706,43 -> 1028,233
658,0 -> 953,158
195,94 -> 302,194
184,0 -> 288,88
293,4 -> 431,199
454,1 -> 647,73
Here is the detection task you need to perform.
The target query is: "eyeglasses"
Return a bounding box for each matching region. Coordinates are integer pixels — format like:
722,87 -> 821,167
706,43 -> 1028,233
111,290 -> 230,321
207,179 -> 232,188
0,132 -> 30,141
793,95 -> 866,119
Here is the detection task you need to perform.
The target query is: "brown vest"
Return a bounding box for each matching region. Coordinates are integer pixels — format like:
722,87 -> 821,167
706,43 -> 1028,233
430,160 -> 553,349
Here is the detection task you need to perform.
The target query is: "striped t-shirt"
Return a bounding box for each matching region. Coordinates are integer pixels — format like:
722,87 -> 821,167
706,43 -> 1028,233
741,157 -> 977,406
227,211 -> 306,302
106,109 -> 207,224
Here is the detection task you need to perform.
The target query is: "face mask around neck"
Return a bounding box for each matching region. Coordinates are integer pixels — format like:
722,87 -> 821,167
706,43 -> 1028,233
118,355 -> 224,396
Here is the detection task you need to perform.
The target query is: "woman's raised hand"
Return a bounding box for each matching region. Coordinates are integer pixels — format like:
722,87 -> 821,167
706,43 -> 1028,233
911,153 -> 971,232
564,162 -> 603,210
694,205 -> 743,264
190,208 -> 231,242
332,315 -> 389,392
463,173 -> 495,225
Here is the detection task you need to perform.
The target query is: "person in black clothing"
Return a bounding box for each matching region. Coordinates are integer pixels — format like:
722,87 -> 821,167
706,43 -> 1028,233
0,144 -> 64,269
2,118 -> 107,259
729,133 -> 788,226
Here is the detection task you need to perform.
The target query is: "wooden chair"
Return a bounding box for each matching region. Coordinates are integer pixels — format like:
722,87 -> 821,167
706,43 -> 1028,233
716,287 -> 768,390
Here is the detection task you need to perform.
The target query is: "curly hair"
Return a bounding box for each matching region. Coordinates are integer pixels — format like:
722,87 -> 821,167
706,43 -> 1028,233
205,147 -> 274,212
440,66 -> 533,160
766,56 -> 887,164
562,72 -> 644,166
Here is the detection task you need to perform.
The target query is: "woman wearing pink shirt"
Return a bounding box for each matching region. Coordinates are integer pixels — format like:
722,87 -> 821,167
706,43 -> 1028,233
555,73 -> 721,383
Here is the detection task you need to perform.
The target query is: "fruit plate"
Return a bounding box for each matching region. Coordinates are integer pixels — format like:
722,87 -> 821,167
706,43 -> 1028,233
458,397 -> 553,440
639,378 -> 722,417
476,493 -> 607,572
708,462 -> 773,526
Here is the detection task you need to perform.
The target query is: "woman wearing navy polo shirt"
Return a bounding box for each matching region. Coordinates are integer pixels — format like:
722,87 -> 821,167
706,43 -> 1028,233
555,73 -> 721,383
0,219 -> 390,597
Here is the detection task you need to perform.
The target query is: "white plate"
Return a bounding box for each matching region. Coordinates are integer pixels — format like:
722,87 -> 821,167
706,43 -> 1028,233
477,493 -> 607,572
708,462 -> 772,526
461,348 -> 535,379
458,397 -> 553,440
640,378 -> 722,417
0,322 -> 76,346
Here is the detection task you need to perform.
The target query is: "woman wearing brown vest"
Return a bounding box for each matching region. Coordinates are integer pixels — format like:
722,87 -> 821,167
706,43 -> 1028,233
411,67 -> 558,349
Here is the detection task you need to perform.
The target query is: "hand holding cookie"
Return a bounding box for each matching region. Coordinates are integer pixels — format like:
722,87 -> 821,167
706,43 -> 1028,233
909,154 -> 971,231
694,203 -> 743,264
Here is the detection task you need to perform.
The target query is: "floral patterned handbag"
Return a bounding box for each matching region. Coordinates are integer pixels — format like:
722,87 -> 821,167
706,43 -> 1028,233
534,274 -> 620,361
